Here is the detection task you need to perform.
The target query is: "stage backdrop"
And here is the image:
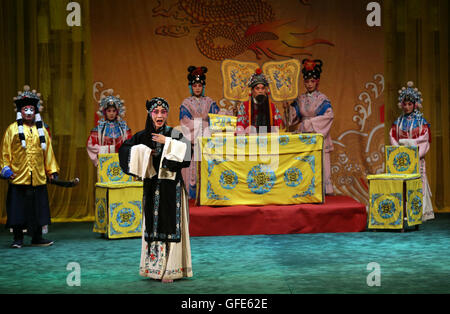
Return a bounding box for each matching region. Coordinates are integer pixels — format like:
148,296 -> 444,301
1,0 -> 448,224
89,0 -> 385,206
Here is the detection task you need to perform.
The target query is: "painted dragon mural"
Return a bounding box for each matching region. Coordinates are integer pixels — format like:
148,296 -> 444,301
152,0 -> 333,60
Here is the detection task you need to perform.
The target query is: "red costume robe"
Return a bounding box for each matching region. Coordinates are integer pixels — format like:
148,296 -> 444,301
236,100 -> 284,133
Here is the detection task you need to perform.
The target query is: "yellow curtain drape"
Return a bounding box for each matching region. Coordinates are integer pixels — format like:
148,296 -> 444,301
0,0 -> 95,223
384,0 -> 450,212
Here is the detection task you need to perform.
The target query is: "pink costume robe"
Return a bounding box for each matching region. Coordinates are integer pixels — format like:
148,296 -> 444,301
389,111 -> 434,221
86,119 -> 132,167
179,96 -> 219,199
288,90 -> 334,194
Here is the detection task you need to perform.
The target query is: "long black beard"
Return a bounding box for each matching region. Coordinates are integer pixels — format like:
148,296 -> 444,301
255,94 -> 267,104
253,95 -> 271,129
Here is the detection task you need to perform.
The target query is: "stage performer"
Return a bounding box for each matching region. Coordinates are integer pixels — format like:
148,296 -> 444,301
389,81 -> 434,221
1,85 -> 59,248
236,68 -> 284,134
86,89 -> 132,167
179,66 -> 220,199
119,97 -> 193,283
286,59 -> 334,195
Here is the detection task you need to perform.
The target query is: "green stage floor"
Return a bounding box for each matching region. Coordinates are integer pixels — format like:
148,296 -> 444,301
0,214 -> 449,294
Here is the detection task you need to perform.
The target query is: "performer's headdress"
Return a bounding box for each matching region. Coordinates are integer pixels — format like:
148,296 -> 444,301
146,97 -> 169,113
248,68 -> 269,89
144,97 -> 170,148
187,66 -> 207,96
398,81 -> 423,110
13,85 -> 46,150
187,66 -> 207,86
301,59 -> 323,80
97,89 -> 126,120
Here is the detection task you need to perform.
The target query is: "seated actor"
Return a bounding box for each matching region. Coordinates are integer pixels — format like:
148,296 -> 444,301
236,68 -> 284,134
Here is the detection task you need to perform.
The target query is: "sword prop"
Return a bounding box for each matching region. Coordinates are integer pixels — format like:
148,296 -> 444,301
49,177 -> 80,188
1,170 -> 79,188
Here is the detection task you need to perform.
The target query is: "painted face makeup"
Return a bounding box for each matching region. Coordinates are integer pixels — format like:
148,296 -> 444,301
401,101 -> 415,114
21,105 -> 36,123
304,78 -> 319,93
252,83 -> 268,98
151,106 -> 168,129
191,83 -> 203,97
105,106 -> 118,121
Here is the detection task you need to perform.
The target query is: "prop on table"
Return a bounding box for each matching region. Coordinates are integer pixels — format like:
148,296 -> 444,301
208,113 -> 237,135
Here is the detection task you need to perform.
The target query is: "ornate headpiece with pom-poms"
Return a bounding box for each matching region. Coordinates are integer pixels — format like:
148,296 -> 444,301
302,59 -> 323,80
248,68 -> 269,88
13,85 -> 46,150
398,81 -> 423,110
97,89 -> 126,121
187,66 -> 207,86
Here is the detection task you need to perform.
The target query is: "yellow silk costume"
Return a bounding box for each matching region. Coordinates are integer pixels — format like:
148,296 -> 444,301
1,122 -> 59,186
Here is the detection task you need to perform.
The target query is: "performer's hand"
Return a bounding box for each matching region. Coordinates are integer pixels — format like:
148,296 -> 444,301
1,166 -> 15,180
152,133 -> 166,144
303,119 -> 313,132
399,139 -> 416,147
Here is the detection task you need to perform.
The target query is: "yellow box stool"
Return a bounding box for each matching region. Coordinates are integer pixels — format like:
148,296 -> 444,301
385,145 -> 419,174
367,174 -> 423,230
93,153 -> 143,239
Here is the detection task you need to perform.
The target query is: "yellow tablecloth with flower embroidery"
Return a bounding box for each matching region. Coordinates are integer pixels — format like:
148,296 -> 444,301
385,146 -> 419,174
198,133 -> 324,206
367,173 -> 423,229
94,153 -> 143,239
